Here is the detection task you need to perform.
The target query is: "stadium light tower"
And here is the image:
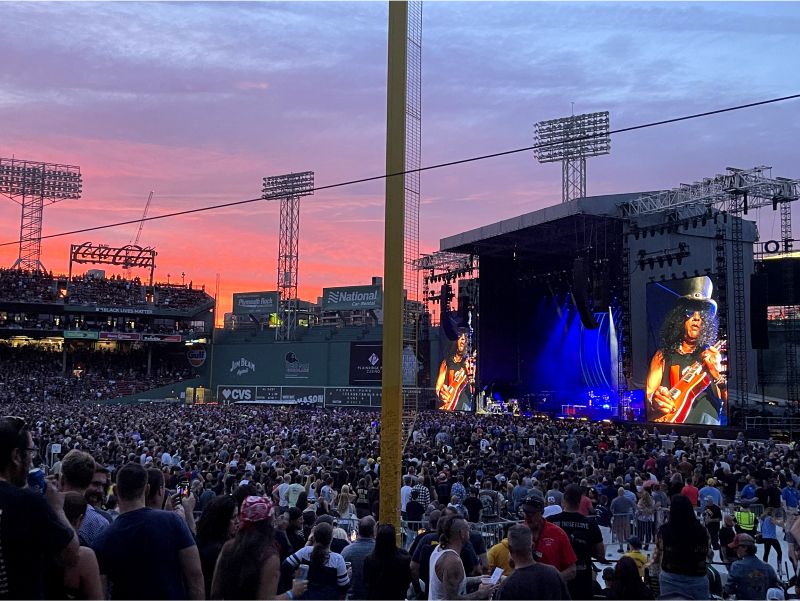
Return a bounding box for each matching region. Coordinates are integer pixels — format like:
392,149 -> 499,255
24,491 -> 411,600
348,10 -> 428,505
262,171 -> 314,342
0,157 -> 82,271
534,111 -> 610,204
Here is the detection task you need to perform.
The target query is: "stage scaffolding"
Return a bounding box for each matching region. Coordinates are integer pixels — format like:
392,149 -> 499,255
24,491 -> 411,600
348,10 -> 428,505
403,0 -> 423,412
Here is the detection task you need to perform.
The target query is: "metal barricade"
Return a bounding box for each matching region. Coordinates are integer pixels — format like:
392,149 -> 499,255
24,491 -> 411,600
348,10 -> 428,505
610,512 -> 634,547
400,520 -> 425,551
470,520 -> 517,549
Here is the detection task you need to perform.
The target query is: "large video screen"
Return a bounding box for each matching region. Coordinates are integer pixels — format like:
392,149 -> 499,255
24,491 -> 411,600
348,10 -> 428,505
435,322 -> 476,412
644,276 -> 728,426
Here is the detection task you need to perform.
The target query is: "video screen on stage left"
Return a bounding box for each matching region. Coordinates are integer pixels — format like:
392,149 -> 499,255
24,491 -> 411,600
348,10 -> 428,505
436,328 -> 475,412
644,275 -> 728,426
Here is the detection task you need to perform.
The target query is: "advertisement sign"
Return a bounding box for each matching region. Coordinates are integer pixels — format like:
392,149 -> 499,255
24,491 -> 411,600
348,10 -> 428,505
322,285 -> 382,311
187,348 -> 207,368
325,387 -> 382,408
229,356 -> 257,377
142,334 -> 182,343
99,332 -> 141,341
349,343 -> 382,385
232,291 -> 279,315
63,331 -> 99,340
284,351 -> 310,379
217,385 -> 257,402
280,387 -> 325,405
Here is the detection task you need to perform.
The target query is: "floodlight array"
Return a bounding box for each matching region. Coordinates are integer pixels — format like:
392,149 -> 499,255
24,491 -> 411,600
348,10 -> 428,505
534,111 -> 611,163
0,158 -> 82,199
262,171 -> 315,199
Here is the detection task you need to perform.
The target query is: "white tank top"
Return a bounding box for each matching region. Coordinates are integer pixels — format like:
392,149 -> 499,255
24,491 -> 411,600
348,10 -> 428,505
428,546 -> 466,600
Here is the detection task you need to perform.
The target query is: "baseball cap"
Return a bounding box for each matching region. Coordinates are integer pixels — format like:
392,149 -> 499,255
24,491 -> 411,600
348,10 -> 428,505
767,588 -> 785,600
728,533 -> 756,549
521,489 -> 545,511
627,536 -> 642,549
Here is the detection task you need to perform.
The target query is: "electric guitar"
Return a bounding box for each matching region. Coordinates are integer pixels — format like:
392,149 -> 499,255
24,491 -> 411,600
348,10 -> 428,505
654,340 -> 726,423
439,360 -> 471,411
439,313 -> 476,411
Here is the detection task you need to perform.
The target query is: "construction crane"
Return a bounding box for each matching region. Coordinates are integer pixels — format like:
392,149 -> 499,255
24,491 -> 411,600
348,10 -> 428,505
131,191 -> 154,246
123,191 -> 153,271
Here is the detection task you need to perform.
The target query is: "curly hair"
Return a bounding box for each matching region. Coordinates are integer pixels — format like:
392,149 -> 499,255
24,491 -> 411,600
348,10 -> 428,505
659,298 -> 718,351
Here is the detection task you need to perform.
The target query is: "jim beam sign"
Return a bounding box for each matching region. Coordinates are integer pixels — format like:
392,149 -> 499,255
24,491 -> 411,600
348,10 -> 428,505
232,291 -> 279,315
322,285 -> 382,311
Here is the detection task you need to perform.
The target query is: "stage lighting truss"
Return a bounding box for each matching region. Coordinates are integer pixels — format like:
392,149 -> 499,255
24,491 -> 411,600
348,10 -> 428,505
533,111 -> 611,163
261,171 -> 315,199
620,166 -> 799,218
0,158 -> 82,202
636,243 -> 690,271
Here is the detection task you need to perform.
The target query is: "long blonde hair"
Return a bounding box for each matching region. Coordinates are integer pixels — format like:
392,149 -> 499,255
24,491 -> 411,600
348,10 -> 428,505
337,484 -> 353,515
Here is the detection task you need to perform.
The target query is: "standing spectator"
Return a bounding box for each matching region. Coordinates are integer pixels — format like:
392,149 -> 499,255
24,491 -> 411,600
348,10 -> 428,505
195,495 -> 237,599
341,516 -> 376,600
405,489 -> 425,523
496,524 -> 569,600
548,483 -> 604,600
622,536 -> 647,578
760,507 -> 784,574
703,497 -> 722,552
698,478 -> 722,509
463,486 -> 483,524
287,474 -> 306,509
94,462 -> 204,599
400,476 -> 413,519
655,494 -> 710,600
610,487 -> 635,553
519,491 -> 577,581
608,556 -> 654,600
363,523 -> 411,600
635,489 -> 656,550
428,514 -> 494,601
451,475 -> 468,505
355,478 -> 371,518
212,496 -> 303,600
60,492 -> 104,600
724,533 -> 780,600
0,416 -> 79,599
783,479 -> 800,511
718,514 -> 738,566
60,449 -> 109,548
681,476 -> 700,507
282,522 -> 350,600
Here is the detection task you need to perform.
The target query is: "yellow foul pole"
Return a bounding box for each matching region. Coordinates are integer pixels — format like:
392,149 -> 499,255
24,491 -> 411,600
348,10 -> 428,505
379,0 -> 408,533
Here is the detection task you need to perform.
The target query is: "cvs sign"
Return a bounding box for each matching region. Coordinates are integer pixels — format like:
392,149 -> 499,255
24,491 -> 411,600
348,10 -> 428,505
217,386 -> 256,403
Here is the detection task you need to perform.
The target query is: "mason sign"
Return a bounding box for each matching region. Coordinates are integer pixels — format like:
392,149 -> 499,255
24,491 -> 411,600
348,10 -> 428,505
322,285 -> 382,311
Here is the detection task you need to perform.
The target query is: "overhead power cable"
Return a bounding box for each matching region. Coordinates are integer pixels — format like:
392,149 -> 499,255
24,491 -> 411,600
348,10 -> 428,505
0,92 -> 798,249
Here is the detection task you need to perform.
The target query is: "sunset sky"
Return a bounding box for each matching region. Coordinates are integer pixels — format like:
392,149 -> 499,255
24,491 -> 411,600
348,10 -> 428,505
1,1 -> 799,320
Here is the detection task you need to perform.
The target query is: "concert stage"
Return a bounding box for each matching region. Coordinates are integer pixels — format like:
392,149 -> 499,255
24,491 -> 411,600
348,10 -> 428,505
439,192 -> 758,427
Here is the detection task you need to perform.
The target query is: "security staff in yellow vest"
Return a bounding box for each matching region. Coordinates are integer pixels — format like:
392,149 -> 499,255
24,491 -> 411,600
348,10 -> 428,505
734,506 -> 758,536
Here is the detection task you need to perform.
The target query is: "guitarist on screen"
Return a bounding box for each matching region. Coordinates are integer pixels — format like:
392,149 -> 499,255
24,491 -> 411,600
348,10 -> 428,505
646,277 -> 727,425
435,329 -> 475,411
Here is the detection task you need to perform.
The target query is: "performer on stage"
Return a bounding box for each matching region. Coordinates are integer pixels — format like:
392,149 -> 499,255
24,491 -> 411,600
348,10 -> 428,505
646,277 -> 727,425
435,329 -> 475,411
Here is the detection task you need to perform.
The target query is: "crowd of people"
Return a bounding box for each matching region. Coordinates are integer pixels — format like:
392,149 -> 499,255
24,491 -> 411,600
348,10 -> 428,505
0,344 -> 194,404
0,269 -> 212,313
0,268 -> 59,302
1,401 -> 800,600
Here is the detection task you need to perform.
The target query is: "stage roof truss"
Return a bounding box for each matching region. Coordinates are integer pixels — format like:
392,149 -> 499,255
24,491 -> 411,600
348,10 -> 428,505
414,251 -> 472,273
620,166 -> 799,218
